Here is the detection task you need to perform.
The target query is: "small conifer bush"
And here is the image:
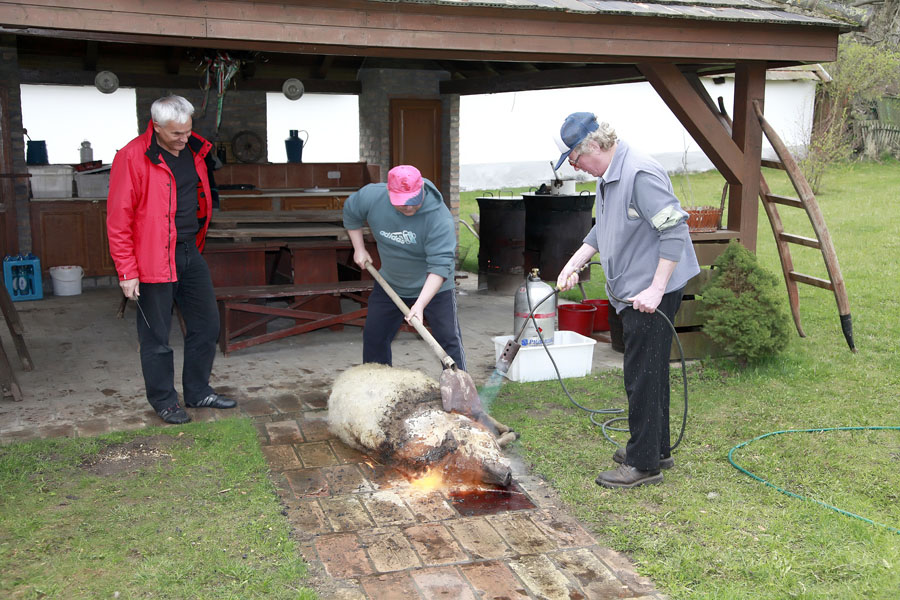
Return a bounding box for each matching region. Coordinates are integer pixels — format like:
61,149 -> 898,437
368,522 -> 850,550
698,241 -> 791,364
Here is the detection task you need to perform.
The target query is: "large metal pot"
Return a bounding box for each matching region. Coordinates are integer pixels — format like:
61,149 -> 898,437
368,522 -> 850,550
522,192 -> 595,282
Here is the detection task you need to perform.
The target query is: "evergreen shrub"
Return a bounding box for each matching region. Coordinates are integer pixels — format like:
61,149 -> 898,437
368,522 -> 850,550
698,241 -> 791,364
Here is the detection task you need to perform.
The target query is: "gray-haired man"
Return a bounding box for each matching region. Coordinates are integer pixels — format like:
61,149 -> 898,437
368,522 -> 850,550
108,95 -> 236,424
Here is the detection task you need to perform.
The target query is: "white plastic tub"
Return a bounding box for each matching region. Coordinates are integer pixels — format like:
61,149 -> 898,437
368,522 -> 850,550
28,165 -> 74,198
49,265 -> 83,296
74,168 -> 110,198
492,330 -> 596,382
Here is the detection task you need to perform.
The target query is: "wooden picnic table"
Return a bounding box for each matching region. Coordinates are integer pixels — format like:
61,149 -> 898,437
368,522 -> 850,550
206,209 -> 369,242
210,209 -> 343,226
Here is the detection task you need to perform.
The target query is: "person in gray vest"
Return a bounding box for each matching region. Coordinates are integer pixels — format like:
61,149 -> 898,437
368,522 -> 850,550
553,112 -> 700,489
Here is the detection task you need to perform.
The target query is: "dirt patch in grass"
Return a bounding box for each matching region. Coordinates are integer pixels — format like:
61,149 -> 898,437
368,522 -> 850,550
521,406 -> 565,420
80,434 -> 192,477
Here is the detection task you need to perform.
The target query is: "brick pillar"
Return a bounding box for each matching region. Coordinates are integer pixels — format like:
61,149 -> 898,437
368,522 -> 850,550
1,35 -> 31,253
443,93 -> 460,218
136,88 -> 268,161
357,68 -> 460,220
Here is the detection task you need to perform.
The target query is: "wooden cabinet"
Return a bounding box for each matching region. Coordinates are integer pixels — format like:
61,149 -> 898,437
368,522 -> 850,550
97,205 -> 115,273
30,200 -> 115,277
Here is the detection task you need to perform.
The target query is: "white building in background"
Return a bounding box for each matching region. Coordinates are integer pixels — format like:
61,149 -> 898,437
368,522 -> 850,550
459,65 -> 830,191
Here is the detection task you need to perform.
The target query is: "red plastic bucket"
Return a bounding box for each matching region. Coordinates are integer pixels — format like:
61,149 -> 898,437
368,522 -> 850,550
558,303 -> 597,337
582,299 -> 610,332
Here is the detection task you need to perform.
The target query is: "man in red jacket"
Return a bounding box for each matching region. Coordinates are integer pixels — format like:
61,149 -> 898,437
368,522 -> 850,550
107,95 -> 236,424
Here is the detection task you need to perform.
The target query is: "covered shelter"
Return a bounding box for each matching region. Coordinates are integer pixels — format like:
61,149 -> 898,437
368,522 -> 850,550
0,0 -> 861,362
0,0 -> 860,251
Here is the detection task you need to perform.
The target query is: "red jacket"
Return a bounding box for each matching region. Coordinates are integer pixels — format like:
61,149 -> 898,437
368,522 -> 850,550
107,122 -> 214,283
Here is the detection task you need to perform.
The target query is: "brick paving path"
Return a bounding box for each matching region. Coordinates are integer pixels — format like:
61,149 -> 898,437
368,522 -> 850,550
0,288 -> 666,599
252,406 -> 666,600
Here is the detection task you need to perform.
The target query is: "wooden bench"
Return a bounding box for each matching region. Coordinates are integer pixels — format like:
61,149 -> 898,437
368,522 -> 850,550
215,280 -> 375,355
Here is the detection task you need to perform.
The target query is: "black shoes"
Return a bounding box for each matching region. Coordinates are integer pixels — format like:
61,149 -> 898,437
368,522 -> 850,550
156,394 -> 235,423
187,393 -> 237,409
595,464 -> 663,489
157,404 -> 191,424
612,447 -> 675,470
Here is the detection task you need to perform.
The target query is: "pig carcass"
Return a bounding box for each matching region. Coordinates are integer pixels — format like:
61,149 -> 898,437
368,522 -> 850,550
327,364 -> 512,487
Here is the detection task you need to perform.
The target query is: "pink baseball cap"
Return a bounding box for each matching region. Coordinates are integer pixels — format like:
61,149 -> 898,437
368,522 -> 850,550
387,165 -> 424,206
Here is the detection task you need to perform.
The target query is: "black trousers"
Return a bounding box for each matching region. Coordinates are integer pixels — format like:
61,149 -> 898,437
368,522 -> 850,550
135,242 -> 219,412
621,288 -> 684,471
362,282 -> 467,370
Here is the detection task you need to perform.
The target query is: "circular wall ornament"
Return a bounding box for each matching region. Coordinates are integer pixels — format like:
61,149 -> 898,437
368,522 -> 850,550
94,71 -> 119,94
282,78 -> 305,101
231,130 -> 264,163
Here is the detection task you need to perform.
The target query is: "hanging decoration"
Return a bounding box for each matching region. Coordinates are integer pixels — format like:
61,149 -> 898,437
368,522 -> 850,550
197,52 -> 243,135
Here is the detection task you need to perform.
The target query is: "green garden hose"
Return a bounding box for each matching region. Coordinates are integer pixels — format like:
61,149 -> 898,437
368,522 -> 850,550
728,426 -> 900,534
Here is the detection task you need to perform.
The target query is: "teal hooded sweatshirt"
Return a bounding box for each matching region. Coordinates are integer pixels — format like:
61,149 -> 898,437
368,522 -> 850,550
342,179 -> 456,298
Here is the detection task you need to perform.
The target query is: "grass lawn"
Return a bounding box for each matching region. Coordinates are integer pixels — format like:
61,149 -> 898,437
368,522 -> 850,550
465,159 -> 900,598
0,418 -> 314,599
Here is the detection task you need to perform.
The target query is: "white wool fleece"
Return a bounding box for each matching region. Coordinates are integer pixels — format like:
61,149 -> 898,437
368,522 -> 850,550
327,363 -> 438,451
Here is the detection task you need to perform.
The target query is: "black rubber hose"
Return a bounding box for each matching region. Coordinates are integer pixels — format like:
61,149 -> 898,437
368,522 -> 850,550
522,262 -> 689,453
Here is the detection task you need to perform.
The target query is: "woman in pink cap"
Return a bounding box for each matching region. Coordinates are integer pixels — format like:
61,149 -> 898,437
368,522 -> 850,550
343,165 -> 467,369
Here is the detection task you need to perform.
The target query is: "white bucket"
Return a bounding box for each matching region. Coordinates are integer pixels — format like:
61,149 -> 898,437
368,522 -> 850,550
49,265 -> 84,296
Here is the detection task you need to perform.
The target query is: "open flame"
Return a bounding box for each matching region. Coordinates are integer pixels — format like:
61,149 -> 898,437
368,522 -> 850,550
407,461 -> 491,494
410,467 -> 445,492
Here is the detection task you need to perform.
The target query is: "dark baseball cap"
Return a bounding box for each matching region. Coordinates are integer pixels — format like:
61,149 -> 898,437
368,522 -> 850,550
554,112 -> 600,170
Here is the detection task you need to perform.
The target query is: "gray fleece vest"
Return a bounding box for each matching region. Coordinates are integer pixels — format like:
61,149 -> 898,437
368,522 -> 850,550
585,140 -> 700,313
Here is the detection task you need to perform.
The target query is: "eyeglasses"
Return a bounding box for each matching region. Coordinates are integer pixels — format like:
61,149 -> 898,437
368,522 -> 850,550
568,152 -> 581,168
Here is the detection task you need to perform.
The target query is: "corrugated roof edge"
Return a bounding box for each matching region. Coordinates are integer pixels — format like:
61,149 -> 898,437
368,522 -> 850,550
370,0 -> 866,29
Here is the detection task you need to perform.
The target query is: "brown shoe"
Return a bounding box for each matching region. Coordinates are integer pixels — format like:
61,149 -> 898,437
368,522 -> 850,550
613,447 -> 675,470
595,464 -> 662,489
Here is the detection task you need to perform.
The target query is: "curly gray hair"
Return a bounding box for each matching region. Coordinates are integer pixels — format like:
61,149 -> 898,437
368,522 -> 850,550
151,95 -> 194,126
575,121 -> 618,153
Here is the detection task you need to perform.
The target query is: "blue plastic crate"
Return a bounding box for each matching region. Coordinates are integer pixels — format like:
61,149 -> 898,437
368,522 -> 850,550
3,255 -> 43,301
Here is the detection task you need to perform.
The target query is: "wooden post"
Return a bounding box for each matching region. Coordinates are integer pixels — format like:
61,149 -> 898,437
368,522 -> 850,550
728,63 -> 766,252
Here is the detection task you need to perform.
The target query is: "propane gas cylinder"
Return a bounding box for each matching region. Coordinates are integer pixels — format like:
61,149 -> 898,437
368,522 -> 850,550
514,268 -> 556,346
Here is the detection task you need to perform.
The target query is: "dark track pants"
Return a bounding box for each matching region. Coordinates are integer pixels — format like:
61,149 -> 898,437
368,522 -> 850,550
135,241 -> 219,412
362,282 -> 467,370
621,288 -> 684,472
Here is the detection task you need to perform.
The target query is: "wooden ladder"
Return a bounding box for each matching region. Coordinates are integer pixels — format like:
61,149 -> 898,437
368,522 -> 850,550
750,99 -> 856,352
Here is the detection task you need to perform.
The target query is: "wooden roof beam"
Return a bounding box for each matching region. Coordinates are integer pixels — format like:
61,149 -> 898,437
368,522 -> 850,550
638,62 -> 743,183
441,65 -> 642,95
434,60 -> 466,79
316,55 -> 334,79
165,47 -> 182,75
83,40 -> 98,72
